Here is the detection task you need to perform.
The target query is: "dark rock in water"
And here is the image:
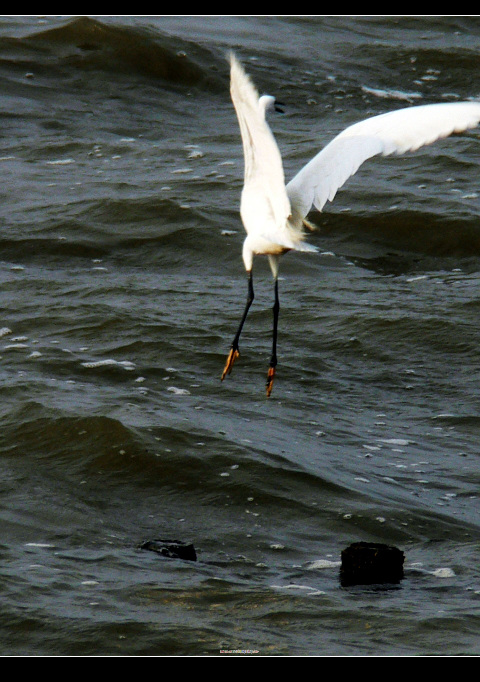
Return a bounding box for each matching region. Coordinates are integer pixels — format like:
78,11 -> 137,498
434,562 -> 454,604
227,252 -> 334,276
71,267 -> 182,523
340,542 -> 404,586
139,539 -> 197,562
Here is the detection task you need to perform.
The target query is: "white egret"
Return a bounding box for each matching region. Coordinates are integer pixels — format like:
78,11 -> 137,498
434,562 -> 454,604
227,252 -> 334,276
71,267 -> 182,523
221,52 -> 480,397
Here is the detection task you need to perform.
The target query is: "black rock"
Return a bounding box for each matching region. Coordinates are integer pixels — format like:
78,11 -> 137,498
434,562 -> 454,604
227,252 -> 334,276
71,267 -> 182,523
139,538 -> 197,562
340,541 -> 404,586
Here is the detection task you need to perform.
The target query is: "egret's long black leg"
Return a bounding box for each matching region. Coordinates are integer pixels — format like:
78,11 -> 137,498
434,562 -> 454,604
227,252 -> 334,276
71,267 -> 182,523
221,270 -> 254,380
266,277 -> 279,397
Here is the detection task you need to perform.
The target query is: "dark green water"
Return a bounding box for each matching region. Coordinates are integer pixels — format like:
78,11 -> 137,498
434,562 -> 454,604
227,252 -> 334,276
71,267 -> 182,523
1,15 -> 480,656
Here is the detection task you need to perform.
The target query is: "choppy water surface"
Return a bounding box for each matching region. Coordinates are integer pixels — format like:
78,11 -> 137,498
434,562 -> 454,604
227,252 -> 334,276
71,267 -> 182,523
2,15 -> 480,656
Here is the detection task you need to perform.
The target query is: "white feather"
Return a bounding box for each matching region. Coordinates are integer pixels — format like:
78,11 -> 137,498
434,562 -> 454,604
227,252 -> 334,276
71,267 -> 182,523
229,53 -> 480,271
286,101 -> 480,221
229,53 -> 312,262
224,54 -> 480,395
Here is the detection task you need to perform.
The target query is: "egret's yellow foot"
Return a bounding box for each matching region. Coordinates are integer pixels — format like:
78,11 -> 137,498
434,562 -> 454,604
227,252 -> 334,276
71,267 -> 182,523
221,347 -> 239,381
266,367 -> 276,397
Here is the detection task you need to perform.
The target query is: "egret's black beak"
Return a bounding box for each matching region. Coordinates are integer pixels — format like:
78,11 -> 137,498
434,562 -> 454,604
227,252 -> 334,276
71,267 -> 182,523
275,100 -> 285,113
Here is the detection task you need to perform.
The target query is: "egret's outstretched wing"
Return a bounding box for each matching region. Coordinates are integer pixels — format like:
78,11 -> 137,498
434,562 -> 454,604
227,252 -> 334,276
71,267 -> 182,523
286,102 -> 480,222
229,53 -> 293,244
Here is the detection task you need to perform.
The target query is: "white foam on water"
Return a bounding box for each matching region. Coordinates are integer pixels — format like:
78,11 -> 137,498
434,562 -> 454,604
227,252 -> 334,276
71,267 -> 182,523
81,359 -> 136,370
167,386 -> 191,395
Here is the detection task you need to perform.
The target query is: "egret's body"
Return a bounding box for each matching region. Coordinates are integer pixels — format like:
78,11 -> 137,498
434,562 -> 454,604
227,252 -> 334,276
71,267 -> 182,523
221,53 -> 480,396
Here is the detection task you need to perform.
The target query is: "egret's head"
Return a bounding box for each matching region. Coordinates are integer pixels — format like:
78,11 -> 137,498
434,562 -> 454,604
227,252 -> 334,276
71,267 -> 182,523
258,95 -> 285,116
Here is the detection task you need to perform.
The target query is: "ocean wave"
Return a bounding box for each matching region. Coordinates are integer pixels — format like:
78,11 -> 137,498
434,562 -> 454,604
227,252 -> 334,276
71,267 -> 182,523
314,210 -> 480,264
4,16 -> 224,90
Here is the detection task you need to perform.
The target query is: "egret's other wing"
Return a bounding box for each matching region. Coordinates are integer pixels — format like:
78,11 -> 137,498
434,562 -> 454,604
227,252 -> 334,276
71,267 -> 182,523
286,101 -> 480,222
229,53 -> 291,235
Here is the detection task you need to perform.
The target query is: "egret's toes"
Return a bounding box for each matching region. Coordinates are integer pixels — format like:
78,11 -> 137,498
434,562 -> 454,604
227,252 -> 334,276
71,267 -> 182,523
221,347 -> 240,381
266,367 -> 276,397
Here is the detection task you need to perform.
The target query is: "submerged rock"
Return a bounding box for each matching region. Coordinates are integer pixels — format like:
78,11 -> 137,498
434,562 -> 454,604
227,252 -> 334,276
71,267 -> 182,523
139,538 -> 197,562
340,541 -> 404,586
